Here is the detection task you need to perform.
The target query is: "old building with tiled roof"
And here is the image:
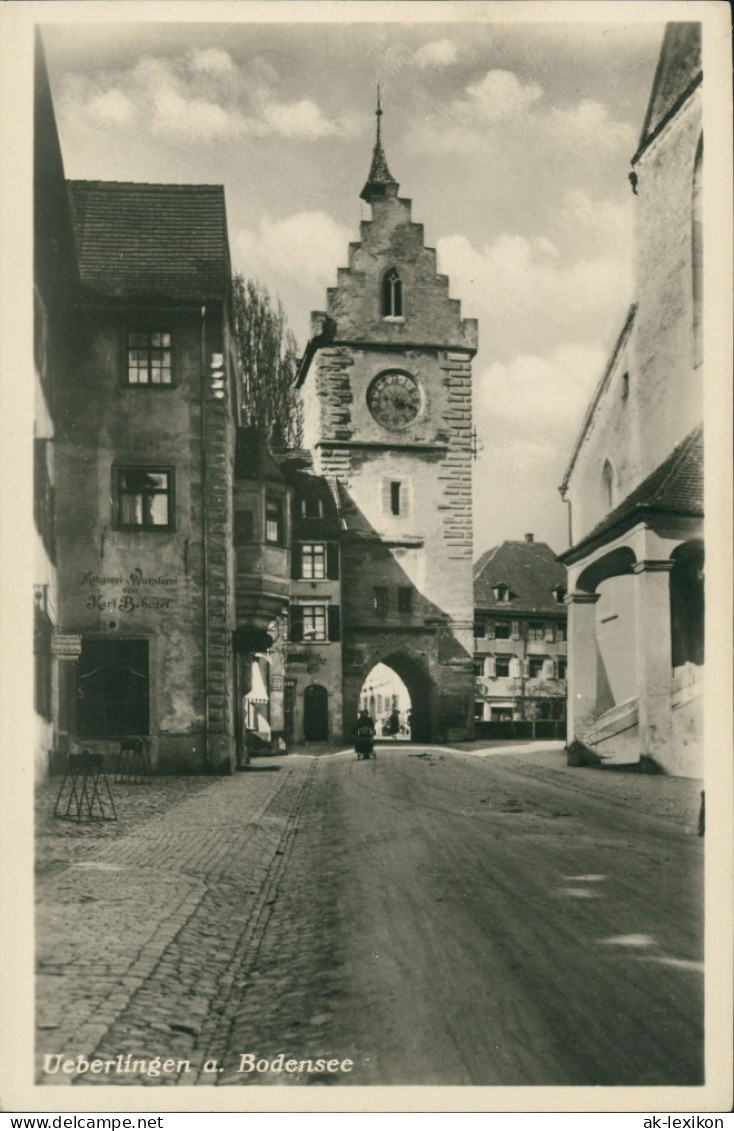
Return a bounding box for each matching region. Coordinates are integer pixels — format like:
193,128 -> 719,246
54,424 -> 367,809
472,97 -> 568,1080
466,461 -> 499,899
38,56 -> 247,774
473,536 -> 567,733
559,23 -> 703,776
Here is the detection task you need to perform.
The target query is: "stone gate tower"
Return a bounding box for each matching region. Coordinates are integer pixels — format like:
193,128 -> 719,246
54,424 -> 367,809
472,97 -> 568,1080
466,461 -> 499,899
295,99 -> 478,743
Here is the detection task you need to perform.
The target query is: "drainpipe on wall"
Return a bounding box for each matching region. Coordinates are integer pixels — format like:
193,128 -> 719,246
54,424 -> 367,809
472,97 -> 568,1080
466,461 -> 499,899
200,304 -> 210,771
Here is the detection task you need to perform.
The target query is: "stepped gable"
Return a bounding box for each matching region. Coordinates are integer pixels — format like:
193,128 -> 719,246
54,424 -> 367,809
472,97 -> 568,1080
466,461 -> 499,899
66,180 -> 231,303
474,540 -> 567,614
323,99 -> 477,351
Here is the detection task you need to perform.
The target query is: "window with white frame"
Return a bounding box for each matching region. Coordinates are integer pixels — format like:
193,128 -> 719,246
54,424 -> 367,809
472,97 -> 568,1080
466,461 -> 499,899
127,331 -> 172,385
301,543 -> 326,580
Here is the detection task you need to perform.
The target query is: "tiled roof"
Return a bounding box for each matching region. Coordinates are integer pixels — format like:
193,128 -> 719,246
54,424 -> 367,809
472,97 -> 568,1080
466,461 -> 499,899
66,180 -> 231,302
560,425 -> 703,563
474,540 -> 567,614
235,428 -> 286,484
636,23 -> 701,158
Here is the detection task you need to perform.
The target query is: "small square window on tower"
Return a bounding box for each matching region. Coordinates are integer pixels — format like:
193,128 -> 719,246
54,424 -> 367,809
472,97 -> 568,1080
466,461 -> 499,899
382,478 -> 410,517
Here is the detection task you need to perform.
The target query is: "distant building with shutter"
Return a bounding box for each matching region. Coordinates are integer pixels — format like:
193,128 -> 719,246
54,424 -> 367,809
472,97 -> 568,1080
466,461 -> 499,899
281,458 -> 343,744
559,23 -> 703,776
473,536 -> 568,735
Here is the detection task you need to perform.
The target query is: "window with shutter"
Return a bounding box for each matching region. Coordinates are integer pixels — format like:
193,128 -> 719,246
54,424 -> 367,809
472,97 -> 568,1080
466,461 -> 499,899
326,542 -> 340,580
485,657 -> 496,678
373,588 -> 389,616
289,606 -> 304,643
328,605 -> 341,642
397,587 -> 412,614
290,543 -> 302,580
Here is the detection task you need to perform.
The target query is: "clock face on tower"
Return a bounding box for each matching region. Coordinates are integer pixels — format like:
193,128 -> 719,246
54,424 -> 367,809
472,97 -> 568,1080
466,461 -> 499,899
367,370 -> 422,430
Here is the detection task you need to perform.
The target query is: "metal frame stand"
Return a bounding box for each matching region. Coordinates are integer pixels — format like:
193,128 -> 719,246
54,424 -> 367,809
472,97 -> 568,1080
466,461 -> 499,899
53,751 -> 117,822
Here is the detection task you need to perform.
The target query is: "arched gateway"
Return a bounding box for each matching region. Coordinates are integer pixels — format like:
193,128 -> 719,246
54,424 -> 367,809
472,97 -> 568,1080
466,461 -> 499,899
353,653 -> 434,743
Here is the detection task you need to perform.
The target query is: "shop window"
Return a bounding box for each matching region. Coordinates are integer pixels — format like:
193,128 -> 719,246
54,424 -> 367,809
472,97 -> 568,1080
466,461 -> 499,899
381,268 -> 403,318
115,468 -> 173,530
127,331 -> 172,385
78,638 -> 149,737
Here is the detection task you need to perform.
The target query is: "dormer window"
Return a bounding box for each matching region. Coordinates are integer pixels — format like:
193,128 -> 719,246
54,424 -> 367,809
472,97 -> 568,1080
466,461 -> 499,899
301,497 -> 323,519
381,268 -> 403,318
492,583 -> 512,603
552,585 -> 567,604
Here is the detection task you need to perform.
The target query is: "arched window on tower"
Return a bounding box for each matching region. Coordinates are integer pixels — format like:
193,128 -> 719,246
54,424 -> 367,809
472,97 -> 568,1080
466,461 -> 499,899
692,135 -> 703,368
602,460 -> 615,511
381,268 -> 403,318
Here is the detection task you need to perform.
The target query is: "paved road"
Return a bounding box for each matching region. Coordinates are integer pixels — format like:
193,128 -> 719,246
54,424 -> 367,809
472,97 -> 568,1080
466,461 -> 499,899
35,746 -> 703,1089
219,746 -> 704,1087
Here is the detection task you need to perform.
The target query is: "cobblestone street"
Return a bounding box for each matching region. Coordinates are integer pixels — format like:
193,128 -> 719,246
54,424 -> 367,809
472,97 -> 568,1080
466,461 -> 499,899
35,745 -> 704,1089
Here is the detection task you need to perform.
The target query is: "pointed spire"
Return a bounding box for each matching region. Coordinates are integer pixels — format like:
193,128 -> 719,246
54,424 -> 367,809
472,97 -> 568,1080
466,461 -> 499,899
360,86 -> 399,203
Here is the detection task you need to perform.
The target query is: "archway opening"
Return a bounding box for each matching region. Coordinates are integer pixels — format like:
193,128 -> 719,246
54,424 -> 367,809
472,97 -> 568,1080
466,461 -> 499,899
359,663 -> 411,740
355,654 -> 434,743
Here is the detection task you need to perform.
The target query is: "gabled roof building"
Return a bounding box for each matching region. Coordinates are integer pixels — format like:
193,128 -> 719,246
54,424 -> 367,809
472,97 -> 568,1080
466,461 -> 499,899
559,23 -> 703,775
473,536 -> 567,731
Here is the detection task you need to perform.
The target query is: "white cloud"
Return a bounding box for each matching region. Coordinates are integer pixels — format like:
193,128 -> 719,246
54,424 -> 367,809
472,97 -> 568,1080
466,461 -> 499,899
407,67 -> 635,159
549,100 -> 636,152
264,98 -> 360,140
188,47 -> 236,76
437,226 -> 632,359
411,39 -> 458,69
84,88 -> 136,127
58,49 -> 360,144
235,211 -> 353,294
460,69 -> 543,124
478,343 -> 606,434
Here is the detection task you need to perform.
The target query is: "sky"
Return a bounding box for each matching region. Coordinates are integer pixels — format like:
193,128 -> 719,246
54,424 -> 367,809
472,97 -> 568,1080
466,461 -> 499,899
41,13 -> 665,558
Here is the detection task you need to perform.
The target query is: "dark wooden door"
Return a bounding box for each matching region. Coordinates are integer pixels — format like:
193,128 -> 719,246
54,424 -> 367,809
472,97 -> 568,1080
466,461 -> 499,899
303,684 -> 328,742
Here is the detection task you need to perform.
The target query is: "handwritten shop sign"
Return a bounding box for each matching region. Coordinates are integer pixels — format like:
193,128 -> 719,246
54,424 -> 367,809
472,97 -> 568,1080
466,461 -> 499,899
80,568 -> 178,613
